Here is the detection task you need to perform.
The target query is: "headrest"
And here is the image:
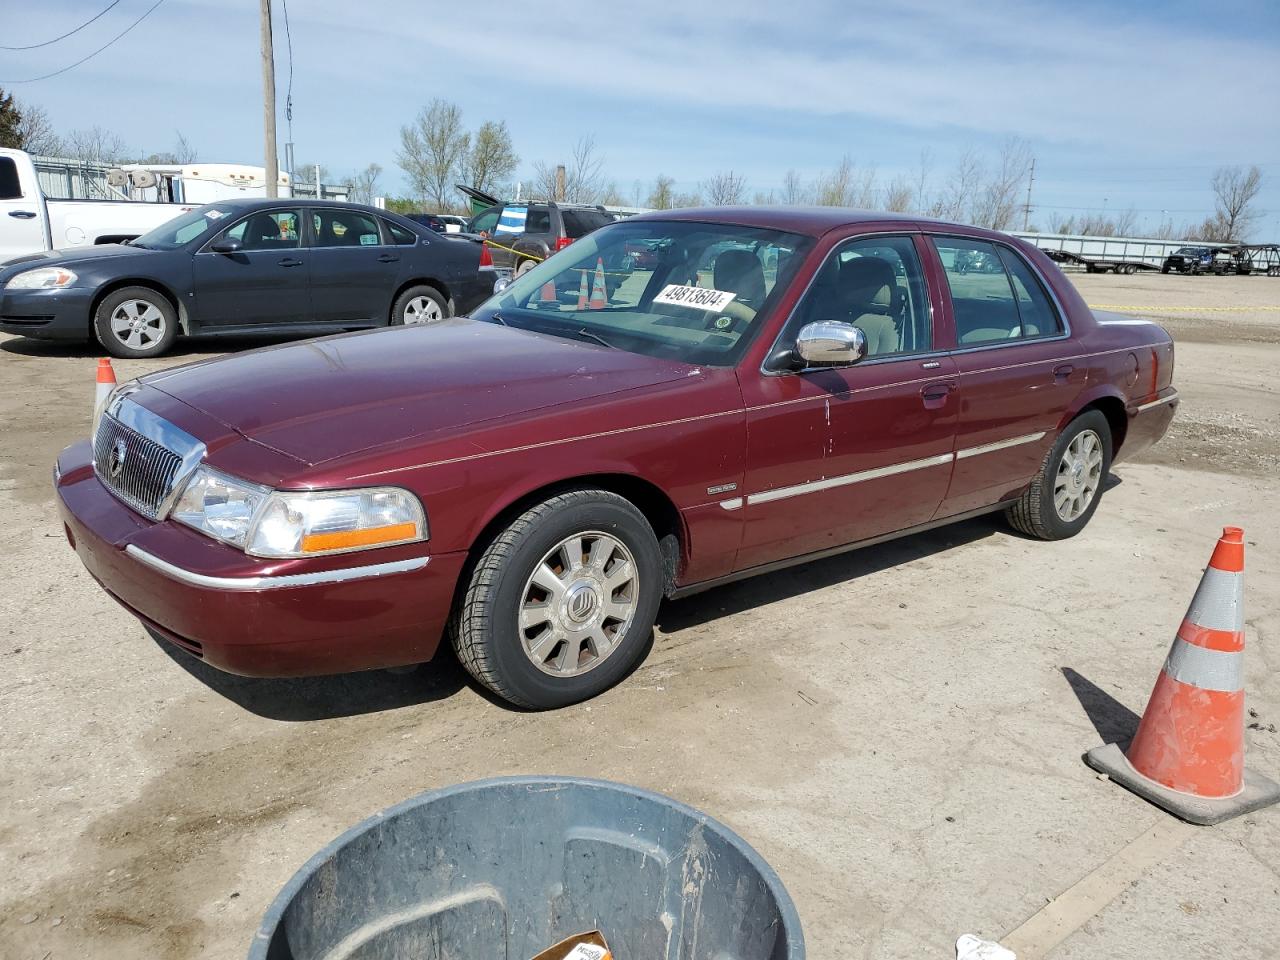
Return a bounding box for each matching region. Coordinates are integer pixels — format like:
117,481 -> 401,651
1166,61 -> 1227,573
840,256 -> 895,312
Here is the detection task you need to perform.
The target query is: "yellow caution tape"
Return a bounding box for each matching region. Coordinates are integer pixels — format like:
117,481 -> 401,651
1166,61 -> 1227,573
482,238 -> 545,263
1088,304 -> 1280,313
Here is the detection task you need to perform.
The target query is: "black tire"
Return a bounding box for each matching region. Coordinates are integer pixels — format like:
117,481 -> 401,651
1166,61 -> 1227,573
390,284 -> 451,326
515,258 -> 538,277
1161,265 -> 1170,274
1006,411 -> 1113,541
451,489 -> 663,709
93,286 -> 178,359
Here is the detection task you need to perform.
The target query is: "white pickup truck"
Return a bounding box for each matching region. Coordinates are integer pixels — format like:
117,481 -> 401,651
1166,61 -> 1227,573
0,148 -> 193,263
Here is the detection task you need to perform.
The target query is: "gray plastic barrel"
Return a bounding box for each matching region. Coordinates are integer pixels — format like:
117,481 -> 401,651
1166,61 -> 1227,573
250,776 -> 803,960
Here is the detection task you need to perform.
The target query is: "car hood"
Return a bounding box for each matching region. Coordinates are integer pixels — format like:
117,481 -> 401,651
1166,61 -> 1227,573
0,243 -> 155,272
142,319 -> 697,466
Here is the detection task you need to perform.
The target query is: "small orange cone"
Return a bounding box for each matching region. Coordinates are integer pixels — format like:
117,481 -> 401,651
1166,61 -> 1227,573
588,258 -> 608,309
576,268 -> 590,309
540,280 -> 557,303
94,357 -> 117,419
1086,526 -> 1280,824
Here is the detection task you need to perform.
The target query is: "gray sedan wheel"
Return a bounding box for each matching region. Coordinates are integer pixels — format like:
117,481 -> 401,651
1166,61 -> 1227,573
391,285 -> 450,326
93,286 -> 178,359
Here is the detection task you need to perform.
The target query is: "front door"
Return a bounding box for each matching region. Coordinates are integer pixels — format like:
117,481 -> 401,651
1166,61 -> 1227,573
928,236 -> 1087,516
306,207 -> 404,323
192,206 -> 310,327
735,234 -> 960,571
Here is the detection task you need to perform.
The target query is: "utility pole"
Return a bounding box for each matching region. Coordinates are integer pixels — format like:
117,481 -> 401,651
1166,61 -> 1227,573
1022,157 -> 1035,231
260,0 -> 279,199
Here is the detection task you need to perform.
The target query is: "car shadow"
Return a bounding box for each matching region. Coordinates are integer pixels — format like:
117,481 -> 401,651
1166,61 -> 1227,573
1,334 -> 300,360
657,514 -> 1002,632
1061,666 -> 1142,749
150,628 -> 471,722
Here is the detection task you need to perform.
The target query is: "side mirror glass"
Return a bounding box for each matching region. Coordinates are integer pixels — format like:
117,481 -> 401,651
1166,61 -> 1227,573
794,320 -> 868,367
209,236 -> 243,254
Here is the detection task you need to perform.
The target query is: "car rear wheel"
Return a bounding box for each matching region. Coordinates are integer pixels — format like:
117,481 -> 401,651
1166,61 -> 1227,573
94,287 -> 178,359
391,285 -> 450,326
451,489 -> 663,709
1006,411 -> 1112,541
515,258 -> 538,277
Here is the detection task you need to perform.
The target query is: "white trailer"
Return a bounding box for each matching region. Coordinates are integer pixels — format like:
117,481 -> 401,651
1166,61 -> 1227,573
1011,231 -> 1232,275
114,162 -> 292,204
0,149 -> 192,262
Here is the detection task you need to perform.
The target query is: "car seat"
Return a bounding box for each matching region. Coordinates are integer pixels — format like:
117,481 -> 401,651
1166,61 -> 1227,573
713,250 -> 766,308
839,257 -> 900,356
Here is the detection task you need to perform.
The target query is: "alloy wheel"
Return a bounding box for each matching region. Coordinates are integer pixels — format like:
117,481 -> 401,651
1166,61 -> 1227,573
110,299 -> 166,350
403,296 -> 443,324
518,531 -> 638,677
1054,429 -> 1103,522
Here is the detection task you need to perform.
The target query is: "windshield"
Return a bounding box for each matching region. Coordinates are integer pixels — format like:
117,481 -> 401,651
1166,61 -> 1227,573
131,204 -> 237,250
471,220 -> 812,366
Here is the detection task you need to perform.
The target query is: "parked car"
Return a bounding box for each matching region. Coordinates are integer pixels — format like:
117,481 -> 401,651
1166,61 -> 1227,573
1,198 -> 495,358
1161,246 -> 1214,274
55,208 -> 1177,708
466,199 -> 615,275
0,147 -> 195,262
404,213 -> 468,234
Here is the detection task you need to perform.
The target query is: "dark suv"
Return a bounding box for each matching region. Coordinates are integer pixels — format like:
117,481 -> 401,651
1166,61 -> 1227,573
467,200 -> 615,275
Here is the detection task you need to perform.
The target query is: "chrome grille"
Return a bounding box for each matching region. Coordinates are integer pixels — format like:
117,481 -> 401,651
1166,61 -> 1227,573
93,412 -> 185,520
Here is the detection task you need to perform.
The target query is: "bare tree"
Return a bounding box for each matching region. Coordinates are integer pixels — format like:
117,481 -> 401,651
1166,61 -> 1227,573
461,120 -> 518,197
883,175 -> 914,212
815,155 -> 856,206
646,174 -> 676,209
61,126 -> 128,163
971,137 -> 1032,230
397,99 -> 470,210
14,100 -> 61,155
913,149 -> 934,214
702,170 -> 746,205
531,136 -> 608,204
673,189 -> 702,208
929,149 -> 982,220
173,130 -> 198,163
781,168 -> 809,205
348,163 -> 383,205
1211,165 -> 1263,241
600,182 -> 626,206
752,189 -> 776,205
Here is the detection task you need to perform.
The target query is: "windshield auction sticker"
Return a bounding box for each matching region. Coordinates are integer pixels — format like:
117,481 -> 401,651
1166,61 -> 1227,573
653,284 -> 738,311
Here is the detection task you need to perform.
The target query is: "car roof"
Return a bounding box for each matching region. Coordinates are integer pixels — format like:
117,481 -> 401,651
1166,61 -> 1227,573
206,197 -> 388,214
626,205 -> 998,239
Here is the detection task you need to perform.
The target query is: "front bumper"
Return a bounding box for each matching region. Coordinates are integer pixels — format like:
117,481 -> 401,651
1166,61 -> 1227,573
54,441 -> 466,677
0,285 -> 95,340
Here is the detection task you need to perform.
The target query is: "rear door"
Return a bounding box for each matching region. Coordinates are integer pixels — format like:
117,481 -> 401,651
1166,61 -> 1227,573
191,206 -> 310,326
487,203 -> 529,269
928,236 -> 1085,516
0,154 -> 49,260
306,207 -> 405,323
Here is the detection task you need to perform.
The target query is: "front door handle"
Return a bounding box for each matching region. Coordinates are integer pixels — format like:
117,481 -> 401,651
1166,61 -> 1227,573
278,257 -> 304,268
920,381 -> 956,410
377,253 -> 400,263
1053,363 -> 1074,381
8,210 -> 37,219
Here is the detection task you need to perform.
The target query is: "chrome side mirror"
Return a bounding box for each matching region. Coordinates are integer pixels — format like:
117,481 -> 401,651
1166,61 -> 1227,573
795,320 -> 868,367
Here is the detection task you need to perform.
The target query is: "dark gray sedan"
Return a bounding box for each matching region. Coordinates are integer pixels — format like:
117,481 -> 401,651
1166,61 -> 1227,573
0,199 -> 495,358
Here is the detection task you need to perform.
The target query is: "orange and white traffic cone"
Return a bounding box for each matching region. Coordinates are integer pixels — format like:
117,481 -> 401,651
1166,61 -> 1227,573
588,257 -> 608,309
540,279 -> 557,303
576,268 -> 590,309
1086,526 -> 1280,824
94,357 -> 117,419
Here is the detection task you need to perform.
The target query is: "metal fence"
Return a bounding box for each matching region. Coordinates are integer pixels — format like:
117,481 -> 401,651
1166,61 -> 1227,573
32,155 -> 125,200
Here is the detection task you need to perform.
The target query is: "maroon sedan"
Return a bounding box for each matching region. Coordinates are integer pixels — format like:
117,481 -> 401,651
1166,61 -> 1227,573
55,209 -> 1177,708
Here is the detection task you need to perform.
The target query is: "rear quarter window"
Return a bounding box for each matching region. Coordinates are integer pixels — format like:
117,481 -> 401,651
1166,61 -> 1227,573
561,209 -> 611,239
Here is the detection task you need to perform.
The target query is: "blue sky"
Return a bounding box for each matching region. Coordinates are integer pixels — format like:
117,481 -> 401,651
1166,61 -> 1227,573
4,0 -> 1278,235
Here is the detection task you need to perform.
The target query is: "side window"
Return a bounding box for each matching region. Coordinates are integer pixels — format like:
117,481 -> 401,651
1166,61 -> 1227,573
996,246 -> 1063,338
525,206 -> 551,233
313,209 -> 382,247
0,158 -> 22,199
384,219 -> 418,246
469,205 -> 501,236
933,238 -> 1022,345
226,209 -> 302,251
792,235 -> 931,359
495,204 -> 527,235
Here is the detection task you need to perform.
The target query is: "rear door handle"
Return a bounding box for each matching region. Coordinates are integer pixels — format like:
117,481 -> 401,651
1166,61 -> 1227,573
278,257 -> 304,268
920,381 -> 956,410
377,253 -> 400,263
8,210 -> 37,219
1053,363 -> 1074,381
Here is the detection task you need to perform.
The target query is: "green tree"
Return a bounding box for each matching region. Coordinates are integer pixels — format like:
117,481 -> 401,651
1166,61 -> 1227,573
462,120 -> 517,197
0,88 -> 23,149
397,99 -> 469,210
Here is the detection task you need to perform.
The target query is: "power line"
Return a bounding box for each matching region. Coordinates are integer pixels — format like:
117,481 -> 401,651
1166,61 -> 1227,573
0,0 -> 124,50
0,0 -> 168,83
282,0 -> 294,136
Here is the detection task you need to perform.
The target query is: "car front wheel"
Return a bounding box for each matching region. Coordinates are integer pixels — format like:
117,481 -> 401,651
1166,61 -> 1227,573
391,285 -> 450,326
1006,410 -> 1112,540
451,489 -> 663,709
94,286 -> 178,359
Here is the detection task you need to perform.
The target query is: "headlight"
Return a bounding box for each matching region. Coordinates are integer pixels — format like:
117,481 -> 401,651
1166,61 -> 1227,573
247,487 -> 427,558
171,466 -> 271,548
7,266 -> 78,289
170,466 -> 427,558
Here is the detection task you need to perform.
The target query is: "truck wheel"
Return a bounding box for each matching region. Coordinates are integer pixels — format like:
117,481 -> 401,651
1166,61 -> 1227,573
451,489 -> 663,709
1006,411 -> 1112,541
515,258 -> 538,277
391,285 -> 450,326
94,287 -> 178,359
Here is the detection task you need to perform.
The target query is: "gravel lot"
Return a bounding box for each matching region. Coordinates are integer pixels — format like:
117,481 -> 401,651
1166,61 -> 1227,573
1,272 -> 1277,959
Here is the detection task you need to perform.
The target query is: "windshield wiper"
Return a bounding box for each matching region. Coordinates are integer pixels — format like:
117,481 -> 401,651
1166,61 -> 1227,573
573,327 -> 616,349
489,312 -> 507,326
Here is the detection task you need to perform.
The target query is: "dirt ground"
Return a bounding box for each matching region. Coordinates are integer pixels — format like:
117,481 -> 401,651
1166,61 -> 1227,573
1,272 -> 1277,959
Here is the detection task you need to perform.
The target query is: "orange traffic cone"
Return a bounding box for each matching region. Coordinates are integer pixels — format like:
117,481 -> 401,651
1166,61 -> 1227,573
576,268 -> 590,309
588,258 -> 608,309
94,357 -> 117,419
1086,527 -> 1280,824
540,280 -> 557,303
